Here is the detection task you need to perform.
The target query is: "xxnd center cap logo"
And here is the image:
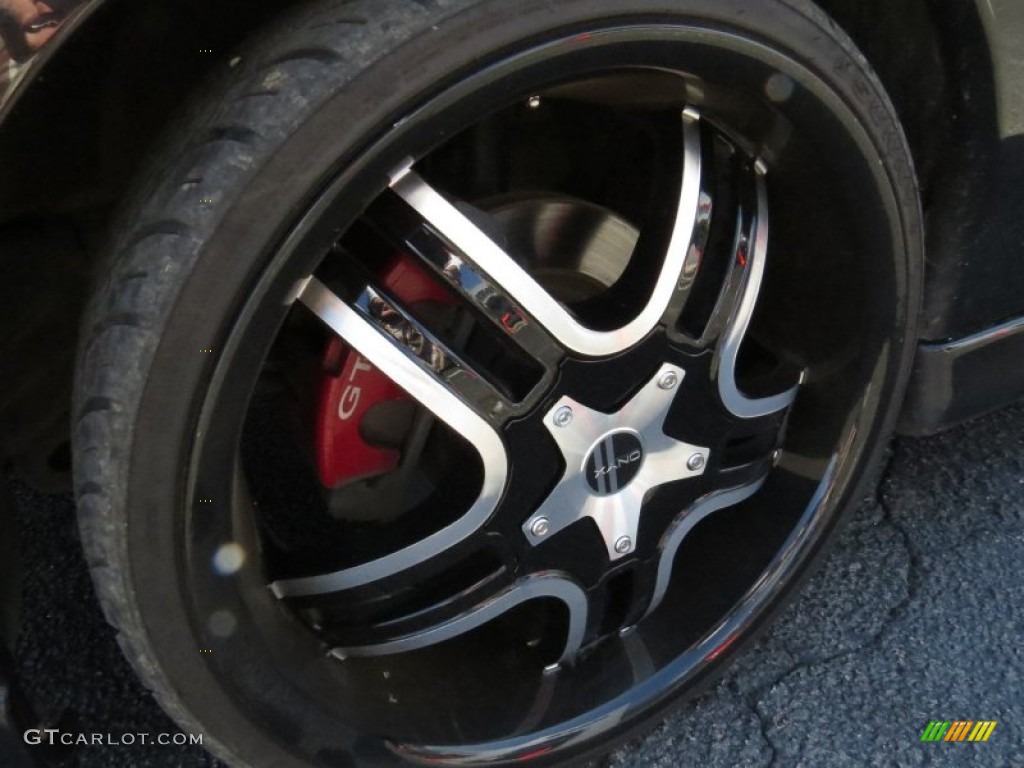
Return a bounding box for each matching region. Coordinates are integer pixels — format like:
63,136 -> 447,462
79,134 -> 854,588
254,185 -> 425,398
585,431 -> 644,495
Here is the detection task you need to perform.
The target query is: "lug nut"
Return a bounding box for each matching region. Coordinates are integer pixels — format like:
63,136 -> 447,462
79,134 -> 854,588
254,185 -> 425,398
552,405 -> 573,428
687,453 -> 706,471
527,95 -> 542,109
658,371 -> 679,390
614,536 -> 633,554
531,517 -> 551,537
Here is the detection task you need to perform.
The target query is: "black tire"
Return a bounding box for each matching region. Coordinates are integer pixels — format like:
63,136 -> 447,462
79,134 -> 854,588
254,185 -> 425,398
73,1 -> 922,766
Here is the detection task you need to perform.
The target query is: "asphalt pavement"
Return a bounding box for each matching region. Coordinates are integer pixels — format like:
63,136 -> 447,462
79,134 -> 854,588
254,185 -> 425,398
5,400 -> 1024,767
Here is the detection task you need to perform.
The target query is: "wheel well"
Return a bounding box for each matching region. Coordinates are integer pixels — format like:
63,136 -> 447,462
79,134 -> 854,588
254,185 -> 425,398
0,0 -> 991,490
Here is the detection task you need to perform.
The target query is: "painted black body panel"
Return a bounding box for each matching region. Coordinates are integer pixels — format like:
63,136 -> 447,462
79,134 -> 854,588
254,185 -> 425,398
899,316 -> 1024,435
917,0 -> 1024,340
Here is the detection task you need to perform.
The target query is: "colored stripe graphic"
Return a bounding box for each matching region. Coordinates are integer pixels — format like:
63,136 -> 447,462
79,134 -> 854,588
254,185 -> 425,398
921,720 -> 997,742
945,721 -> 970,741
921,721 -> 950,741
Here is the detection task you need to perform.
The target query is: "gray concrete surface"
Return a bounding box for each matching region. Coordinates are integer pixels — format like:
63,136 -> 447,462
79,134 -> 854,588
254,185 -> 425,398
609,401 -> 1024,767
6,401 -> 1024,766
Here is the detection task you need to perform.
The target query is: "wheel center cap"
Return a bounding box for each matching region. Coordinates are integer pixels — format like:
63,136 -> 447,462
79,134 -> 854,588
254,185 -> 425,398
584,431 -> 645,495
523,363 -> 711,561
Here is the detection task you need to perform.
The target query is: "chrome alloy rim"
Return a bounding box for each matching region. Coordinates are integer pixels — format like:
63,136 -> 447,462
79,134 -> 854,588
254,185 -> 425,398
268,107 -> 796,660
180,27 -> 910,764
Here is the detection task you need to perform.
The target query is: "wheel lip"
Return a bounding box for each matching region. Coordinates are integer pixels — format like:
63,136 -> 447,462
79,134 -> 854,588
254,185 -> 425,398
107,17 -> 921,768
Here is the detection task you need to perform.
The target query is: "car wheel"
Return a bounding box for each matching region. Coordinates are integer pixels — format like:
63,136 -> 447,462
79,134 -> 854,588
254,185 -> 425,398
73,0 -> 922,765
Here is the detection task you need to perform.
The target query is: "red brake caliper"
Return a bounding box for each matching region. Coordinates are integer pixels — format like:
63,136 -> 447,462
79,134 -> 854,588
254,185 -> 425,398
315,253 -> 453,489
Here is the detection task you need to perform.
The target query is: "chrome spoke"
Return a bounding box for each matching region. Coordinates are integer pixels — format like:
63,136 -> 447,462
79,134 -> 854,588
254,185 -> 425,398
398,220 -> 564,367
270,277 -> 508,596
352,282 -> 514,420
643,479 -> 767,619
329,573 -> 588,665
661,110 -> 715,332
714,166 -> 799,419
390,109 -> 703,358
